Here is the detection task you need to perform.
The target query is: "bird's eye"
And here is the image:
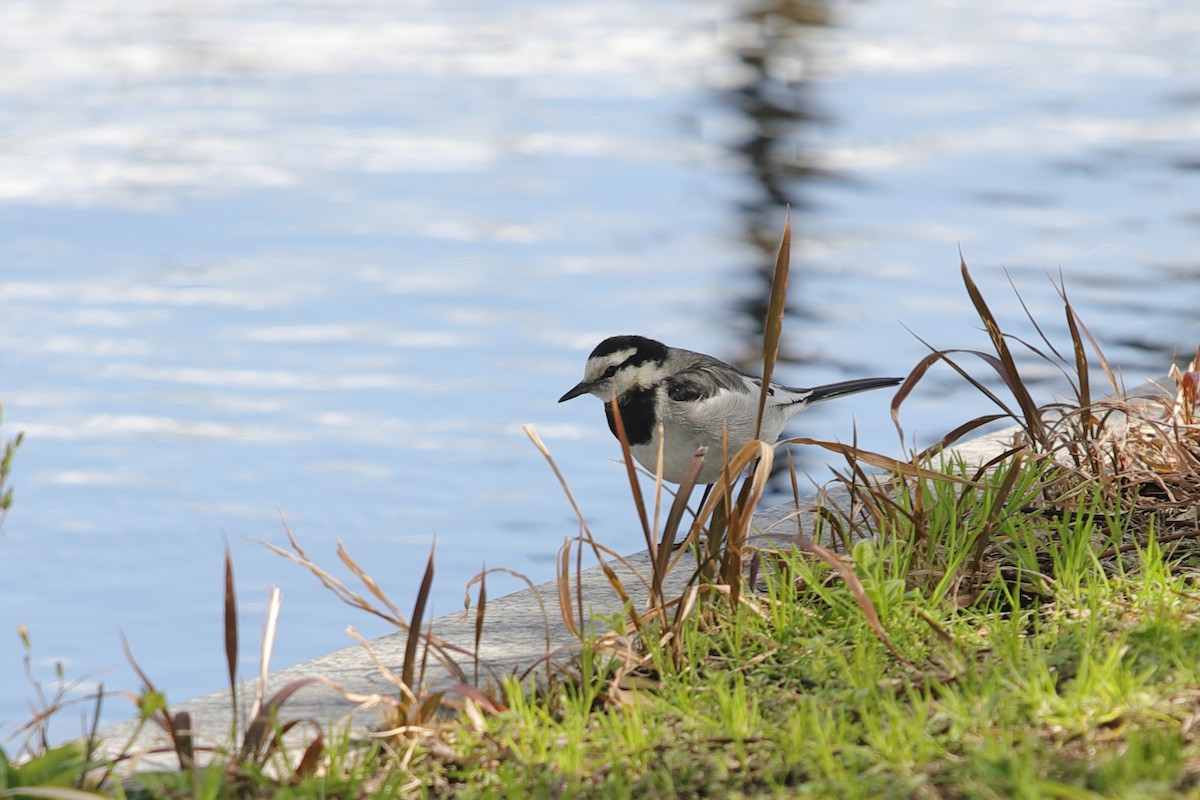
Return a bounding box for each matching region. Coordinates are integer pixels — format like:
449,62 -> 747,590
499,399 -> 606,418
601,365 -> 618,379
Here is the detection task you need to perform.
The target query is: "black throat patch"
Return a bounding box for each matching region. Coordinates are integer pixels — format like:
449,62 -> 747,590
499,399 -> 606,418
604,385 -> 656,446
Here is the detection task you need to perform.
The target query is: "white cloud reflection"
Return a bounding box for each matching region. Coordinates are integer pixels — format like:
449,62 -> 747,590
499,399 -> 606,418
0,0 -> 733,207
101,363 -> 424,391
17,414 -> 299,442
2,280 -> 293,310
232,323 -> 471,348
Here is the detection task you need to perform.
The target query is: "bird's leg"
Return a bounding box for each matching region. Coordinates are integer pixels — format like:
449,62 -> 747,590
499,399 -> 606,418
673,483 -> 714,551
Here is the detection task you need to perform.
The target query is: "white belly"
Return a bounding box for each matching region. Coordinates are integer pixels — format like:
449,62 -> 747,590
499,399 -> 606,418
630,419 -> 784,485
630,435 -> 727,484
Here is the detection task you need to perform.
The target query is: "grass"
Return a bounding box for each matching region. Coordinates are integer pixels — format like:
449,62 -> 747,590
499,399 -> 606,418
5,231 -> 1200,797
407,485 -> 1200,799
407,464 -> 1200,799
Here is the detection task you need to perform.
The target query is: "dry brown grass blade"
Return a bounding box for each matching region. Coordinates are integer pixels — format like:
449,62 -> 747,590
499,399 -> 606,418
915,413 -> 1012,460
1006,268 -> 1069,366
695,441 -> 772,531
960,256 -> 1046,444
471,568 -> 486,685
813,501 -> 853,553
599,560 -> 633,608
412,691 -> 442,725
655,448 -> 705,556
550,389 -> 700,634
526,421 -> 603,640
651,449 -> 707,605
786,446 -> 803,510
892,340 -> 1018,440
237,711 -> 269,762
649,428 -> 667,545
584,538 -> 666,596
702,497 -> 729,585
401,544 -> 436,696
343,627 -> 414,703
118,633 -> 159,706
776,536 -> 909,665
444,683 -> 507,716
1053,276 -> 1122,398
119,632 -> 189,770
556,540 -> 579,638
223,542 -> 238,733
247,587 -> 282,732
914,608 -> 957,646
238,676 -> 325,762
832,424 -> 879,542
782,437 -> 982,486
263,525 -> 477,686
337,541 -> 407,622
260,719 -> 323,774
999,275 -> 1113,445
720,446 -> 774,603
1172,344 -> 1200,425
523,424 -> 595,541
556,535 -> 643,642
680,442 -> 777,597
608,394 -> 653,546
257,524 -> 405,628
82,683 -> 105,782
170,711 -> 194,770
575,538 -> 585,645
295,733 -> 326,778
1060,282 -> 1092,432
824,447 -> 900,550
667,440 -> 773,575
756,209 -> 791,438
763,537 -> 912,671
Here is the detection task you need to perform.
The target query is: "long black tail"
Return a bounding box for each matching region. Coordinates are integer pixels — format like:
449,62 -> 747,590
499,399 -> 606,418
802,376 -> 902,405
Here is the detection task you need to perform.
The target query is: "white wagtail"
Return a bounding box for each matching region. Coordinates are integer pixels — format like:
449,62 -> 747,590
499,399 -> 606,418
559,335 -> 902,486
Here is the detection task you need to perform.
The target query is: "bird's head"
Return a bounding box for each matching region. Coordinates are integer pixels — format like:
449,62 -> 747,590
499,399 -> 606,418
558,335 -> 670,403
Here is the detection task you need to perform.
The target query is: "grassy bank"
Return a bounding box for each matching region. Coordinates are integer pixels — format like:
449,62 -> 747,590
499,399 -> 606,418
5,248 -> 1200,798
420,504 -> 1200,798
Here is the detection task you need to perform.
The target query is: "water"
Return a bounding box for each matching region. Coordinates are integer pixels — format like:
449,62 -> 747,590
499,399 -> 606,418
1,0 -> 1197,737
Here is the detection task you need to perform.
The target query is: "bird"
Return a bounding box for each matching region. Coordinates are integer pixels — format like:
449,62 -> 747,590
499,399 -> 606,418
558,334 -> 902,486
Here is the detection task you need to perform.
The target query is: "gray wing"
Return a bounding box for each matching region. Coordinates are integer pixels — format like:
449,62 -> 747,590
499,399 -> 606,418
664,348 -> 769,395
660,355 -> 824,448
664,362 -> 758,402
659,361 -> 770,448
665,353 -> 812,405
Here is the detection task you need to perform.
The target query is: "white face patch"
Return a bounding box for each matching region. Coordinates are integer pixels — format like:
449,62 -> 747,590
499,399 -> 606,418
582,346 -> 670,399
587,360 -> 668,400
583,347 -> 636,383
